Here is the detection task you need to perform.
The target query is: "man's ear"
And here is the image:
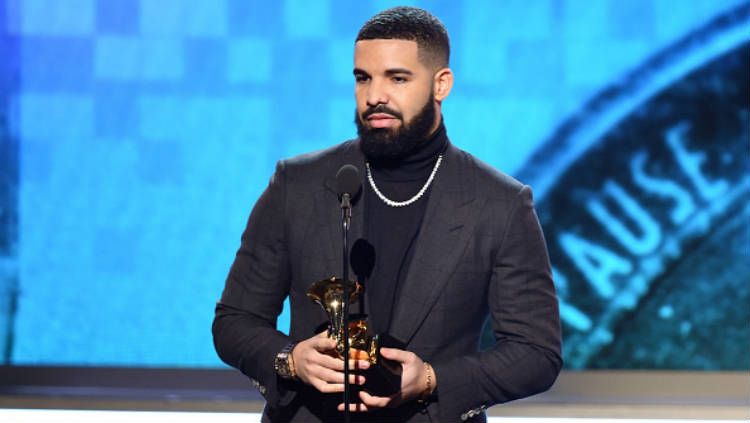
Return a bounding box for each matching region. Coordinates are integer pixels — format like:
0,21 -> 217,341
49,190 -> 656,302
433,68 -> 454,101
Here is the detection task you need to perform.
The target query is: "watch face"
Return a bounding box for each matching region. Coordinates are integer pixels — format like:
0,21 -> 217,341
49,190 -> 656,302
275,353 -> 289,376
275,349 -> 295,379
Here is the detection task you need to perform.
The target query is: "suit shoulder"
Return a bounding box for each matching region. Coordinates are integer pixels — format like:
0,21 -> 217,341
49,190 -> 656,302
452,145 -> 526,196
283,140 -> 355,167
276,139 -> 359,182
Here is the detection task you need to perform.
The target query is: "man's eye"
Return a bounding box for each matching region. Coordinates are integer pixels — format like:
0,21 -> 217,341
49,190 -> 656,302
392,76 -> 407,83
355,75 -> 369,83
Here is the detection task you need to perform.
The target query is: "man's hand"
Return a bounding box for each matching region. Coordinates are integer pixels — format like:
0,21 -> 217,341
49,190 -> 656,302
292,332 -> 370,393
337,347 -> 436,412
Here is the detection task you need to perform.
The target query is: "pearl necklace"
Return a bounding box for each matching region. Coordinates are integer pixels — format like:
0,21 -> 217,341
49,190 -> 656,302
366,155 -> 443,207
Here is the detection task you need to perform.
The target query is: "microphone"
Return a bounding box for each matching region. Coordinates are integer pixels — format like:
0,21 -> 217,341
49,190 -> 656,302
336,164 -> 361,209
334,164 -> 360,423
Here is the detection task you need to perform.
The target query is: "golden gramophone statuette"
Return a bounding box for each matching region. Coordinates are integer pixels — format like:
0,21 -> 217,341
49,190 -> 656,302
307,276 -> 402,396
307,277 -> 378,363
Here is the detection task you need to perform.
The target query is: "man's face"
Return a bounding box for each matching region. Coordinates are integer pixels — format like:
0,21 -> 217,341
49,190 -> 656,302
353,39 -> 439,159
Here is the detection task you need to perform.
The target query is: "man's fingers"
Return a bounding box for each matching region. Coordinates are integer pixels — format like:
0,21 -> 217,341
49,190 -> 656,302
314,381 -> 344,393
316,354 -> 369,371
358,360 -> 372,371
337,402 -> 369,412
314,366 -> 343,384
348,359 -> 371,371
312,335 -> 337,352
296,333 -> 374,395
314,367 -> 366,385
325,358 -> 370,371
310,372 -> 365,394
315,353 -> 345,370
358,390 -> 393,408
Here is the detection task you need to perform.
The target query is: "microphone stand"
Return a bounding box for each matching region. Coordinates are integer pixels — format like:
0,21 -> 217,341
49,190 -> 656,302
340,192 -> 352,423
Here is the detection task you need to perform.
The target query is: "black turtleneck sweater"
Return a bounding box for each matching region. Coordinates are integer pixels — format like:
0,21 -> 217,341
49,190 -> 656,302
364,123 -> 448,335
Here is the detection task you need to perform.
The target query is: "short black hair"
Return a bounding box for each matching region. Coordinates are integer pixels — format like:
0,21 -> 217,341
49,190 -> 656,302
356,6 -> 450,69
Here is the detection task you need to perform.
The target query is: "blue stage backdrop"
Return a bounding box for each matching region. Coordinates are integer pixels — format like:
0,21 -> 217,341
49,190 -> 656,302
0,0 -> 747,369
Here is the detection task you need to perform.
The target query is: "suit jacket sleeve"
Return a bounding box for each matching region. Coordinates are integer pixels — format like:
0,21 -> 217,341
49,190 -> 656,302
431,185 -> 562,420
212,160 -> 296,407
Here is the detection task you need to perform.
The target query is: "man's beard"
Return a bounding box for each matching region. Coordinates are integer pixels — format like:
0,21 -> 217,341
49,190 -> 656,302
355,94 -> 437,161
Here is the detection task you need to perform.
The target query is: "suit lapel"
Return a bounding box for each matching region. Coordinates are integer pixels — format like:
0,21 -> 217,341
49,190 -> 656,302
390,144 -> 483,345
316,141 -> 482,345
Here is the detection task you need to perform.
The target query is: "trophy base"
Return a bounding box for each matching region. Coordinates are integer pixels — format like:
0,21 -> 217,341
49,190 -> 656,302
361,333 -> 404,397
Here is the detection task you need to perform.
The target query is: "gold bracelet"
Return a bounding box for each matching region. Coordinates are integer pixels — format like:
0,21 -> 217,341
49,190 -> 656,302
422,361 -> 432,400
288,346 -> 297,379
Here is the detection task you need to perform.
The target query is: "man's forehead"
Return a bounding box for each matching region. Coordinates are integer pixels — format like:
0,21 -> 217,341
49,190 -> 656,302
354,39 -> 422,69
355,38 -> 419,52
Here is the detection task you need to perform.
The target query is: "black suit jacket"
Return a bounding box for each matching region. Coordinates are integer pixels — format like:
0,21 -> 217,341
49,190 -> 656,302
213,139 -> 562,422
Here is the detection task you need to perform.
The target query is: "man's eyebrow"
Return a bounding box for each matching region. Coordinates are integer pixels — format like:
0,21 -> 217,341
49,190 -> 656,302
352,68 -> 414,76
385,68 -> 414,76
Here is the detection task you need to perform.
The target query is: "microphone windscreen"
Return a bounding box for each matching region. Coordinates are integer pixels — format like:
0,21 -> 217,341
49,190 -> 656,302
336,164 -> 361,197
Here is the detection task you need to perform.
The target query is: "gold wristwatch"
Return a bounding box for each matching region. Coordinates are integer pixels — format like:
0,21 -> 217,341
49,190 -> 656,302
274,342 -> 298,380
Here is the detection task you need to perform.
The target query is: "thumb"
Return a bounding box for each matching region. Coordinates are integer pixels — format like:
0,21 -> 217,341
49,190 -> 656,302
379,347 -> 409,363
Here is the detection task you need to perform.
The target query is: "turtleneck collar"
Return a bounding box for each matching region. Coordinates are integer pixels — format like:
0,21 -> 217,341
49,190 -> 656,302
367,120 -> 448,182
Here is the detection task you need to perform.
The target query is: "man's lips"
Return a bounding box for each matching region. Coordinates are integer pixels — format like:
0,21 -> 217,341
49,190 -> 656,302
366,113 -> 399,128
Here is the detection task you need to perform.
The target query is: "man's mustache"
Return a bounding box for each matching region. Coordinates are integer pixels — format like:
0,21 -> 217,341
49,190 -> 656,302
362,105 -> 403,121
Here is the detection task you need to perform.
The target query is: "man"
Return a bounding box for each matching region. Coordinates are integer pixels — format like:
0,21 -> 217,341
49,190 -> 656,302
213,7 -> 561,422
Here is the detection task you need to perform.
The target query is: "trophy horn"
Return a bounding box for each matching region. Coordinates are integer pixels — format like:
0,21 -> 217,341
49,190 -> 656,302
306,277 -> 374,361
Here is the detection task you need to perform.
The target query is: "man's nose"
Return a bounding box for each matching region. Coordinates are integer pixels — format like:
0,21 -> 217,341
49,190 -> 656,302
366,80 -> 388,106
